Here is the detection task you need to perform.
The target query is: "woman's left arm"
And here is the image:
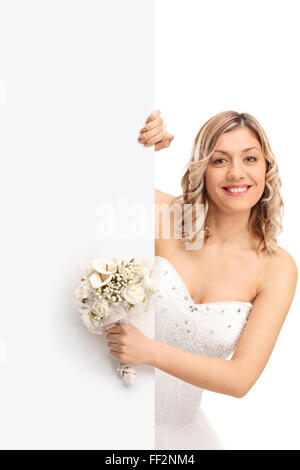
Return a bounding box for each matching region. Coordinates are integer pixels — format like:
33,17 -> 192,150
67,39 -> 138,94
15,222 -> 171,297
105,250 -> 298,398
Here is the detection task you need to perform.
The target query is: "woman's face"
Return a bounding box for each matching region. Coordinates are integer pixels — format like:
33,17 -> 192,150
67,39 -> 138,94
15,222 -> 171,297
205,127 -> 267,213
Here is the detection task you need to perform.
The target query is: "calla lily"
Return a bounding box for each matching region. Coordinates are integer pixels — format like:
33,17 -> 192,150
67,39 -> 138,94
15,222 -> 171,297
89,271 -> 113,288
92,258 -> 117,274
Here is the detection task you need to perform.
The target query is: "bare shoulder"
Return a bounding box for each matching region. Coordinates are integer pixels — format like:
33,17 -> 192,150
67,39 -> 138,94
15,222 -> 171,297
155,188 -> 178,205
258,245 -> 298,300
264,245 -> 298,278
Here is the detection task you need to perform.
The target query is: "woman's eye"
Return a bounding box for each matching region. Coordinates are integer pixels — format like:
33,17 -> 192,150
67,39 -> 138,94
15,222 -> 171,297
212,156 -> 257,165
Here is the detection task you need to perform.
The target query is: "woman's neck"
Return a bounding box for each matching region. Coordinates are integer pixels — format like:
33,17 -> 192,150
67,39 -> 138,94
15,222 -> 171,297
205,206 -> 253,252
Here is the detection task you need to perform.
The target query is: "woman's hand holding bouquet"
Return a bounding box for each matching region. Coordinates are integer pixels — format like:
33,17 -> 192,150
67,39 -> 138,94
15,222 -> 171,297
75,255 -> 158,385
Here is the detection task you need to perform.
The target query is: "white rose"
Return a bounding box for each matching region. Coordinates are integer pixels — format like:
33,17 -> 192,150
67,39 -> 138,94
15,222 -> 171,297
122,284 -> 145,305
91,299 -> 110,320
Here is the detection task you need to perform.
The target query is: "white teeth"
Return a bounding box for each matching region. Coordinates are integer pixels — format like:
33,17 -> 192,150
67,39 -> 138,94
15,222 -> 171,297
224,186 -> 249,193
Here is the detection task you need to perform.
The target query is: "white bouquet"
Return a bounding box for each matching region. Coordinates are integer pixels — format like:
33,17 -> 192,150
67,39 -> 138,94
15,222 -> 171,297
75,255 -> 158,385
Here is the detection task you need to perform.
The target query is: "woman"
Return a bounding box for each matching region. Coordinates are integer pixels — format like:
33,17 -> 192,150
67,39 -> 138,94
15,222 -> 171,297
104,109 -> 298,449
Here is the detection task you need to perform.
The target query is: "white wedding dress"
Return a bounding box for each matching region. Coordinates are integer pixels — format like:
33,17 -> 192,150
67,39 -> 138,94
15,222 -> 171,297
154,256 -> 253,450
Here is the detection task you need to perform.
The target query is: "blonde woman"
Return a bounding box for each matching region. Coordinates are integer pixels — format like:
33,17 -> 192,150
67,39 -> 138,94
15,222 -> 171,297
104,109 -> 298,450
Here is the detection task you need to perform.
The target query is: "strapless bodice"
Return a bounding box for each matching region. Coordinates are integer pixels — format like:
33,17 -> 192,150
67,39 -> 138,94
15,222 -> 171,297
154,256 -> 253,427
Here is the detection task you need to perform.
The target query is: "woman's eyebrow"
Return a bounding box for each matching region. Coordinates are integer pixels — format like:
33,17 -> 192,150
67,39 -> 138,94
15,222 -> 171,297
213,146 -> 260,155
242,146 -> 260,152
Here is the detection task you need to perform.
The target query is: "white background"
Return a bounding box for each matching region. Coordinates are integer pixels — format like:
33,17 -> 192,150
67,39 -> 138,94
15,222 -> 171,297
1,0 -> 299,452
0,0 -> 155,450
155,0 -> 300,450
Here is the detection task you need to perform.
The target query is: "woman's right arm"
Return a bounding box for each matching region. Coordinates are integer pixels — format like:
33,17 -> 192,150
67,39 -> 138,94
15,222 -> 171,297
137,109 -> 176,251
155,189 -> 177,256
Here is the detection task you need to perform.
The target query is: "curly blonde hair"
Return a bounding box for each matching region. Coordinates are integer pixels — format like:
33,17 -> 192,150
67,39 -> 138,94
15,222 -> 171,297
171,110 -> 283,256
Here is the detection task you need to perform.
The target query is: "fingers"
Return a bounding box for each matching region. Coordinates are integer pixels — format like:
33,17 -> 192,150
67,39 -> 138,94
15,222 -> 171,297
106,331 -> 123,353
145,109 -> 160,124
140,115 -> 163,133
139,125 -> 164,145
104,324 -> 121,333
110,350 -> 122,361
107,341 -> 122,352
139,125 -> 163,143
138,109 -> 174,151
138,117 -> 163,141
106,332 -> 120,342
105,329 -> 124,350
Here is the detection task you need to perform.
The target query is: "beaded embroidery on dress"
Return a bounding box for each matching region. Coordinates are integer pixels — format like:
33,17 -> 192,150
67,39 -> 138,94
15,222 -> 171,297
154,256 -> 253,450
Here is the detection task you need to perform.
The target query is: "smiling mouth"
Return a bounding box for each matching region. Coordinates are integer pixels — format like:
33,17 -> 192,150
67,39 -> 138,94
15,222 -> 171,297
222,185 -> 252,196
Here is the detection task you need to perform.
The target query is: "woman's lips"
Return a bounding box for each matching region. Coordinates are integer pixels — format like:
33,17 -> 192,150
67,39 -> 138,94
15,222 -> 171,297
221,185 -> 252,196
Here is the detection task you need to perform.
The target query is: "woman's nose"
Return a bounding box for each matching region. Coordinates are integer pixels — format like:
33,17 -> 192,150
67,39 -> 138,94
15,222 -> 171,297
227,162 -> 246,179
